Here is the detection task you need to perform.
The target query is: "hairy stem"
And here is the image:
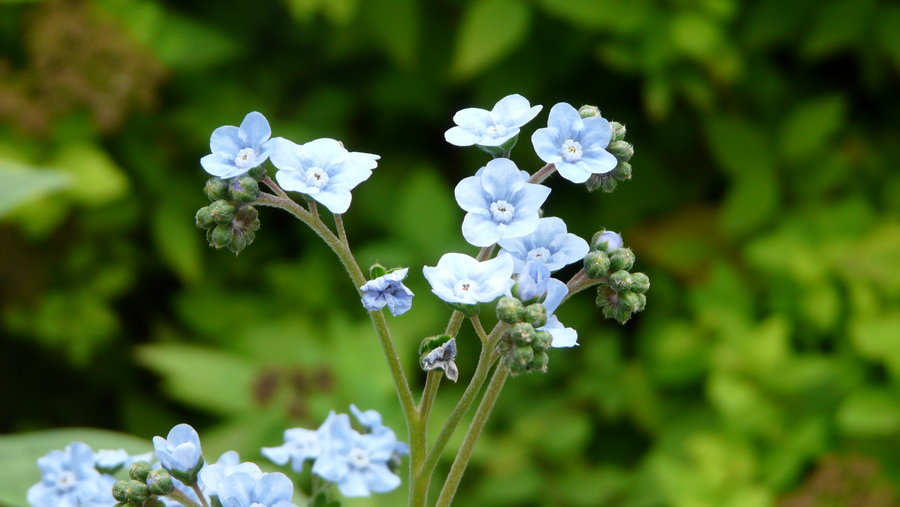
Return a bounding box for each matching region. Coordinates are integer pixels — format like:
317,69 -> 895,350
528,163 -> 557,184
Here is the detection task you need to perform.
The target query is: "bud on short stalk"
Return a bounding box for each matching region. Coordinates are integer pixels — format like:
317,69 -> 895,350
204,177 -> 228,201
609,248 -> 635,271
608,141 -> 634,161
584,250 -> 611,278
496,296 -> 525,323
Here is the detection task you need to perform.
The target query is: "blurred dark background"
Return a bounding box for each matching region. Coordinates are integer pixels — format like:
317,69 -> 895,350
0,0 -> 898,505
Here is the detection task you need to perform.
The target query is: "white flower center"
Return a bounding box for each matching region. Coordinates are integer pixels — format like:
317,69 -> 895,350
348,447 -> 370,469
305,167 -> 329,192
490,200 -> 515,223
485,124 -> 508,138
234,148 -> 258,169
561,139 -> 583,162
56,470 -> 77,489
454,279 -> 478,298
527,247 -> 551,262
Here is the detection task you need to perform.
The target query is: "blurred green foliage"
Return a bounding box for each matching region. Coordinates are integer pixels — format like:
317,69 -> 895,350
0,0 -> 898,505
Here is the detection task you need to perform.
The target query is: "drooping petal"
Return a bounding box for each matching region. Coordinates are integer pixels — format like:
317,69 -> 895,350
314,187 -> 353,214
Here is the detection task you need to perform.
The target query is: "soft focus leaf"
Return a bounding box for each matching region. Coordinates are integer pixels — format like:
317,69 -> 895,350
0,161 -> 69,216
452,0 -> 531,79
779,95 -> 845,162
366,0 -> 419,66
837,389 -> 900,437
152,200 -> 203,284
50,143 -> 129,206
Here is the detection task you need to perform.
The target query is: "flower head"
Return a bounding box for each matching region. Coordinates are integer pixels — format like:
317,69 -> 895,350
201,112 -> 274,179
531,103 -> 618,183
27,442 -> 116,507
455,158 -> 551,247
423,253 -> 515,305
217,471 -> 296,507
359,268 -> 414,316
498,217 -> 589,272
199,451 -> 263,499
511,262 -> 551,304
261,427 -> 322,474
445,94 -> 543,147
540,279 -> 578,347
152,423 -> 203,483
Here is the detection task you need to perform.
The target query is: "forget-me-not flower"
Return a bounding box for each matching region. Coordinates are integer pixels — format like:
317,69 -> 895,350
201,112 -> 274,179
350,405 -> 410,456
541,278 -> 578,347
359,268 -> 414,316
153,423 -> 203,483
270,138 -> 379,214
312,412 -> 402,497
423,253 -> 515,305
27,442 -> 116,507
455,158 -> 551,247
262,426 -> 323,474
93,448 -> 151,474
199,451 -> 263,499
498,216 -> 589,272
594,230 -> 623,251
217,471 -> 296,507
445,94 -> 542,147
531,103 -> 618,183
512,262 -> 551,303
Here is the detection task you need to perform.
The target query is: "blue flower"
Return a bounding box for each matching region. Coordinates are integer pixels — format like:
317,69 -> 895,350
93,448 -> 152,474
199,451 -> 263,499
445,94 -> 543,147
455,158 -> 551,247
152,423 -> 203,483
511,262 -> 551,303
593,230 -> 623,251
350,405 -> 410,456
27,442 -> 116,507
201,112 -> 274,179
217,471 -> 296,507
261,427 -> 322,473
359,268 -> 414,316
498,217 -> 589,272
270,138 -> 379,214
312,413 -> 402,497
540,279 -> 578,347
531,103 -> 618,184
423,253 -> 515,305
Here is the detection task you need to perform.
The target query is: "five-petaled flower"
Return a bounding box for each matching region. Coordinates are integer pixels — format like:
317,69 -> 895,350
445,94 -> 543,148
201,111 -> 274,179
360,268 -> 415,316
498,216 -> 589,273
531,103 -> 618,184
455,158 -> 551,247
217,471 -> 297,507
27,442 -> 115,507
423,253 -> 515,305
153,423 -> 204,483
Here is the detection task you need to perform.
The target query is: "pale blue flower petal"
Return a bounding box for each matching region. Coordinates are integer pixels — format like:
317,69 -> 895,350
554,161 -> 592,183
462,213 -> 503,247
209,126 -> 241,157
239,111 -> 272,149
454,176 -> 491,212
445,126 -> 482,146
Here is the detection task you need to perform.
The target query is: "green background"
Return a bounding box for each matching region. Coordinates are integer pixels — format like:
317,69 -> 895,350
0,0 -> 898,505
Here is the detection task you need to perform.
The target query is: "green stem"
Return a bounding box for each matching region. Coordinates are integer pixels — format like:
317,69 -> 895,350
434,364 -> 510,507
470,315 -> 489,344
165,488 -> 203,507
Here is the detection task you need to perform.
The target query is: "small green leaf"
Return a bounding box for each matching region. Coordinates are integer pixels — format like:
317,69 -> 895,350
366,0 -> 419,66
51,143 -> 129,206
452,0 -> 531,79
837,389 -> 900,436
0,428 -> 150,507
0,161 -> 70,217
779,95 -> 845,162
802,0 -> 875,59
704,116 -> 773,176
152,200 -> 203,284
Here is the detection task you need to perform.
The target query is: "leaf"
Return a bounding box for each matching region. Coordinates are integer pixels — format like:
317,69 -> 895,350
802,0 -> 876,59
704,115 -> 773,176
0,428 -> 150,507
779,95 -> 845,162
152,200 -> 203,284
837,389 -> 900,437
0,160 -> 70,217
366,0 -> 419,66
452,0 -> 531,79
51,143 -> 130,206
135,344 -> 257,415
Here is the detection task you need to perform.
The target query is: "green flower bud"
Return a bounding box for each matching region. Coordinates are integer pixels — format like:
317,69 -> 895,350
247,164 -> 267,180
533,330 -> 552,350
229,176 -> 260,203
208,199 -> 236,225
147,468 -> 175,495
129,460 -> 152,482
228,229 -> 256,255
612,161 -> 632,180
207,224 -> 234,249
635,292 -> 647,312
630,272 -> 650,293
513,345 -> 534,365
112,480 -> 129,502
204,177 -> 228,201
585,173 -> 603,192
532,350 -> 549,372
618,291 -> 642,313
608,270 -> 633,292
608,141 -> 633,161
113,480 -> 149,504
523,303 -> 547,328
609,121 -> 627,142
507,358 -> 527,376
508,322 -> 536,345
578,105 -> 601,118
496,296 -> 525,323
584,250 -> 611,278
609,248 -> 635,271
234,205 -> 261,232
369,264 -> 387,279
600,175 -> 618,192
418,334 -> 452,356
195,206 -> 215,229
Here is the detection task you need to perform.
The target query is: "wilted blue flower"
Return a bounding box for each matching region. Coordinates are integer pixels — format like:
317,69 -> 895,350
262,427 -> 322,474
540,279 -> 578,347
511,262 -> 551,303
270,137 -> 378,214
594,230 -> 623,251
360,268 -> 414,316
445,94 -> 542,147
531,103 -> 618,183
201,112 -> 274,179
152,423 -> 203,483
217,471 -> 296,507
423,253 -> 515,305
312,413 -> 402,497
498,217 -> 590,272
419,338 -> 459,382
455,158 -> 551,247
27,442 -> 115,507
199,451 -> 262,499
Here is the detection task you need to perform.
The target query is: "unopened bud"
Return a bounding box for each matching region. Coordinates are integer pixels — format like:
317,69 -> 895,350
523,303 -> 547,328
532,350 -> 549,372
113,480 -> 149,504
247,164 -> 267,180
147,468 -> 175,495
618,291 -> 642,313
584,250 -> 611,278
234,205 -> 261,232
204,177 -> 228,201
128,461 -> 152,482
578,105 -> 601,118
513,345 -> 534,365
591,230 -> 623,252
229,176 -> 260,203
369,264 -> 387,279
496,296 -> 525,323
533,330 -> 552,349
631,272 -> 650,293
609,248 -> 635,271
609,121 -> 627,142
208,199 -> 236,225
228,229 -> 256,255
612,161 -> 632,180
508,322 -> 536,344
608,270 -> 633,292
585,173 -> 604,192
600,175 -> 618,192
207,224 -> 234,249
608,141 -> 633,161
195,206 -> 214,229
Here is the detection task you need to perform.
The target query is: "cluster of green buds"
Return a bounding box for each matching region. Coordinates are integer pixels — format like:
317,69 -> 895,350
578,105 -> 633,193
194,165 -> 265,255
583,231 -> 649,324
111,461 -> 172,507
496,295 -> 552,376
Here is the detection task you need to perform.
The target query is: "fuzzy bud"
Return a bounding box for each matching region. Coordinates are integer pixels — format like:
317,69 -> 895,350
532,350 -> 549,372
508,322 -> 536,345
609,248 -> 635,271
608,270 -> 633,292
208,199 -> 236,225
608,141 -> 634,161
612,161 -> 632,180
630,272 -> 650,293
496,296 -> 525,323
204,177 -> 228,201
247,164 -> 267,180
523,303 -> 547,328
229,176 -> 260,203
618,291 -> 643,314
578,105 -> 601,118
591,230 -> 624,252
195,206 -> 214,229
128,461 -> 152,482
533,330 -> 552,349
146,469 -> 175,495
113,480 -> 149,504
609,121 -> 627,142
513,345 -> 534,365
584,250 -> 611,278
207,224 -> 234,249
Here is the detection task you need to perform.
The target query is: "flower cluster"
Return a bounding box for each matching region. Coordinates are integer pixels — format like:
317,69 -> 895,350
263,406 -> 407,498
583,230 -> 649,323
